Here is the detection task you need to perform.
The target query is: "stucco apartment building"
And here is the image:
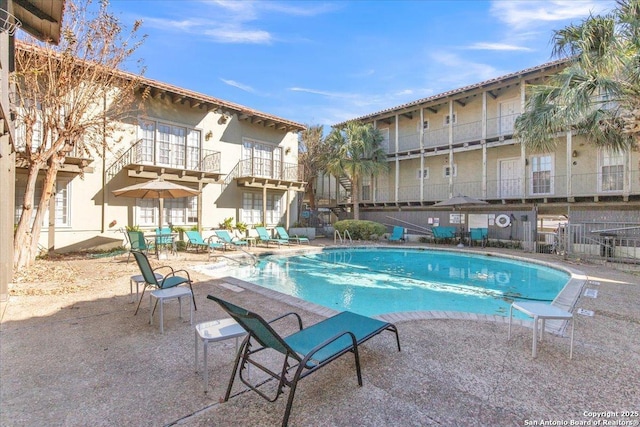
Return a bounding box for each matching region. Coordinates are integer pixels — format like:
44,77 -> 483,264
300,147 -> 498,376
316,60 -> 640,258
12,46 -> 306,254
1,0 -> 64,302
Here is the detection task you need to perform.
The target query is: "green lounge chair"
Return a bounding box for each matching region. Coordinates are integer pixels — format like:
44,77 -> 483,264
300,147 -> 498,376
388,226 -> 405,243
207,295 -> 401,427
275,226 -> 309,245
131,251 -> 196,316
255,226 -> 289,248
185,231 -> 224,254
214,230 -> 249,251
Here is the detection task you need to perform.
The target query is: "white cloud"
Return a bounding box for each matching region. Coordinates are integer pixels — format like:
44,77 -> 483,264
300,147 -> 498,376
491,1 -> 615,30
204,27 -> 272,44
428,52 -> 502,88
221,78 -> 256,93
289,87 -> 354,98
465,42 -> 532,52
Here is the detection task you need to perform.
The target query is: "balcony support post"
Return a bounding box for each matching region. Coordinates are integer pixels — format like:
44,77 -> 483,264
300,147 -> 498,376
520,80 -> 527,200
419,107 -> 425,202
394,114 -> 399,203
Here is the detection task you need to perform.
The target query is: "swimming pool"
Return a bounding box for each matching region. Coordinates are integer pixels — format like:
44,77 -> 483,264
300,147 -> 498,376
210,248 -> 571,317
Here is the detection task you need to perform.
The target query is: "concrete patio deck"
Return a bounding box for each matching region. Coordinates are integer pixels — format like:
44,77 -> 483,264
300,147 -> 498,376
1,242 -> 639,426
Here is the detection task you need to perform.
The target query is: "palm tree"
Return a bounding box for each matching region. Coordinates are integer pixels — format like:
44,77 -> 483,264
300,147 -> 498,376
325,121 -> 388,220
514,0 -> 639,153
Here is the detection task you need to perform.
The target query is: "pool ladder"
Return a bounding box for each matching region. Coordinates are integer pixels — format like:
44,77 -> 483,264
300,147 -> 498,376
334,229 -> 352,245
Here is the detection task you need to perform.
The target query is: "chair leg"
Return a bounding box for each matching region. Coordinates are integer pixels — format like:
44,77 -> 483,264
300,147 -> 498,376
134,285 -> 149,316
223,336 -> 250,402
188,282 -> 197,311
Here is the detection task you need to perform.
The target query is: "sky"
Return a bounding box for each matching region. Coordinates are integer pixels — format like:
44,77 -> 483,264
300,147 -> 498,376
108,0 -> 617,128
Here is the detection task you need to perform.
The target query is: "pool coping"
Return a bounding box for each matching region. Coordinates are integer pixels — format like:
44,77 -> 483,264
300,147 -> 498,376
208,245 -> 588,337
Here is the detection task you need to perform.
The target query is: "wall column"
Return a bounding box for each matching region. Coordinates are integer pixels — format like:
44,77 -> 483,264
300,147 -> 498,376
520,80 -> 527,199
419,108 -> 425,202
482,92 -> 487,199
448,100 -> 454,197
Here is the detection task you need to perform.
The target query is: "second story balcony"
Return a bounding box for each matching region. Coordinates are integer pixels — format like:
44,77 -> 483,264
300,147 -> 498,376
394,113 -> 520,155
224,158 -> 306,191
106,139 -> 222,183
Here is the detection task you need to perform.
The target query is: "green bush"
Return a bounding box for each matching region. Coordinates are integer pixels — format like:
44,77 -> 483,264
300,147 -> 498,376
334,220 -> 386,241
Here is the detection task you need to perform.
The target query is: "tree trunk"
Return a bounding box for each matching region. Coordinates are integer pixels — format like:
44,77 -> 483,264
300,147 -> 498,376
13,162 -> 42,268
351,176 -> 360,220
13,157 -> 60,270
307,180 -> 316,210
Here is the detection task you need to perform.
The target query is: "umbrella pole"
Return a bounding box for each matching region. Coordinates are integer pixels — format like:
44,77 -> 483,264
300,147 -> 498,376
158,198 -> 164,230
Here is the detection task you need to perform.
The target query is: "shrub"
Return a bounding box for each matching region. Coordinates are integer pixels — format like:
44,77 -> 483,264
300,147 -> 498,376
334,220 -> 386,241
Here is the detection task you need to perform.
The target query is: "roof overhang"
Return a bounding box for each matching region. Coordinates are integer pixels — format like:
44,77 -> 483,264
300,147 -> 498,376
13,0 -> 64,44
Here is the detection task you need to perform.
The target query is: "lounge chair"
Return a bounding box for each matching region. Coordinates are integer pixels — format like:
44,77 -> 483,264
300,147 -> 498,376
185,230 -> 224,255
275,226 -> 309,245
131,250 -> 196,316
154,227 -> 176,255
431,226 -> 456,244
470,227 -> 488,247
214,230 -> 249,251
255,226 -> 289,248
207,295 -> 401,427
125,230 -> 155,262
388,226 -> 405,243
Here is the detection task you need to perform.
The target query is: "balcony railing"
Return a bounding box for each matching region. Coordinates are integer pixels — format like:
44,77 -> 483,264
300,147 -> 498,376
316,170 -> 636,206
389,113 -> 521,154
224,158 -> 305,186
106,139 -> 221,179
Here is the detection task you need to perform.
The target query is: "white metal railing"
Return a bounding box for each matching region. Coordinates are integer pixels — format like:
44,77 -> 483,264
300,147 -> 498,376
334,229 -> 353,245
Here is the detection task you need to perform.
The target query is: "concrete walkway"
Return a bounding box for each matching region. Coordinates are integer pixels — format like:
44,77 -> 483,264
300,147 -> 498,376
1,244 -> 639,426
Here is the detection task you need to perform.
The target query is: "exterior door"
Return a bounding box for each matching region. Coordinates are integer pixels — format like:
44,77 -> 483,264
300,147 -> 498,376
499,99 -> 519,135
499,158 -> 521,198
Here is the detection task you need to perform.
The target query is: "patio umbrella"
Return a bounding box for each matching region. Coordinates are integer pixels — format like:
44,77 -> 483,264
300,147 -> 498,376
112,178 -> 200,229
433,194 -> 489,208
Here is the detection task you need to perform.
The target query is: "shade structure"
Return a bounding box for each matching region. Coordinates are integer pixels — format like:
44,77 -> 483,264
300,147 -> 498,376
112,178 -> 200,199
433,194 -> 489,208
112,178 -> 200,229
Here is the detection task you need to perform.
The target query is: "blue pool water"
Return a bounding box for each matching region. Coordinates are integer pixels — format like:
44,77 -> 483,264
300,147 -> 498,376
217,248 -> 570,317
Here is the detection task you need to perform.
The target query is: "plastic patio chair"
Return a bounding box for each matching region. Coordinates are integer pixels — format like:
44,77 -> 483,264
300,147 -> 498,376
388,226 -> 405,243
275,226 -> 309,245
185,230 -> 224,254
207,295 -> 401,427
126,230 -> 155,262
131,250 -> 196,316
214,230 -> 249,251
255,226 -> 289,248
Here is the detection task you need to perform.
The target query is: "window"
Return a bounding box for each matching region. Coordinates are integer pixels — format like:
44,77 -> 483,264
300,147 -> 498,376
600,150 -> 624,192
530,155 -> 553,195
444,164 -> 457,177
242,192 -> 282,226
417,120 -> 429,132
417,168 -> 430,180
14,178 -> 71,227
242,138 -> 282,178
361,176 -> 371,201
136,196 -> 197,226
444,113 -> 457,125
137,120 -> 201,169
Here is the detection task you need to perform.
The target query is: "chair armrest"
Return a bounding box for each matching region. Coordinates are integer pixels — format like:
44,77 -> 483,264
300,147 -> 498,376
268,312 -> 303,330
153,265 -> 175,275
302,331 -> 359,366
167,268 -> 192,282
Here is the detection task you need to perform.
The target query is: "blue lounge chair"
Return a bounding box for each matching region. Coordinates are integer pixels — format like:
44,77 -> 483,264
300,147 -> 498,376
388,226 -> 405,243
275,226 -> 309,245
431,226 -> 456,244
207,295 -> 401,427
214,230 -> 249,251
131,250 -> 196,316
185,230 -> 224,254
470,227 -> 488,247
255,226 -> 289,248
